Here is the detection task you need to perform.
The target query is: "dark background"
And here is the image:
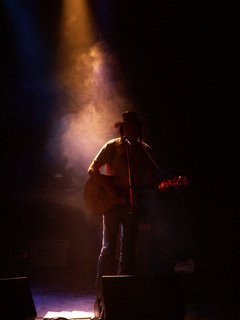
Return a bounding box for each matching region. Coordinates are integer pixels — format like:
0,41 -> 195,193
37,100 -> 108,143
0,0 -> 237,292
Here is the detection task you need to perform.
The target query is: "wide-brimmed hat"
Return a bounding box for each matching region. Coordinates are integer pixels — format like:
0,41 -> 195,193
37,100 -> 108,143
115,111 -> 142,128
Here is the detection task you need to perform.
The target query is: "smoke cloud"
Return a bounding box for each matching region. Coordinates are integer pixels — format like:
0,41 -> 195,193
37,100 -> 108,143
47,41 -> 131,177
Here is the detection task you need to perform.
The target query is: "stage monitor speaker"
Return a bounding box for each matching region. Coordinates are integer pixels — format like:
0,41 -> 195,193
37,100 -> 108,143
101,274 -> 186,320
0,276 -> 37,320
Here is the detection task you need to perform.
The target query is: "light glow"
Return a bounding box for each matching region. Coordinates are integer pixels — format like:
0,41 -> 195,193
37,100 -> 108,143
48,1 -> 131,175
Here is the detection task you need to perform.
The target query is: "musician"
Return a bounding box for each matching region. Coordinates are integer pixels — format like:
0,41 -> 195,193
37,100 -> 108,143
87,111 -> 162,317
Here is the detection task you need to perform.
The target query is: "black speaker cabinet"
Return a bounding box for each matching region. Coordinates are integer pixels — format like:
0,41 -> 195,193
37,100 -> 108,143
0,277 -> 37,320
101,274 -> 186,320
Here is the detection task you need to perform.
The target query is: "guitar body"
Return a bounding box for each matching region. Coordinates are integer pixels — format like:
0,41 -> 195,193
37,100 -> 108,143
84,176 -> 119,215
84,175 -> 189,215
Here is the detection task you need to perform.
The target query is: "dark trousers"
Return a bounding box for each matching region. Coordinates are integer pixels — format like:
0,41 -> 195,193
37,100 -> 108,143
96,204 -> 138,291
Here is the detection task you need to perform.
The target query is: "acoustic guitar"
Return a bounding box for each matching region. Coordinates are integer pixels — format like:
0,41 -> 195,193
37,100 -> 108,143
83,175 -> 189,215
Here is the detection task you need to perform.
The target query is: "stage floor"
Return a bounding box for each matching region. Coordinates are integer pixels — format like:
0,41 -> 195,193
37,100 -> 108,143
32,287 -> 95,319
29,271 -> 234,320
1,260 -> 235,320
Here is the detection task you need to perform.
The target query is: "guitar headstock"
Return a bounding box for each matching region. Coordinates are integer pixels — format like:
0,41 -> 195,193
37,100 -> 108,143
159,175 -> 189,192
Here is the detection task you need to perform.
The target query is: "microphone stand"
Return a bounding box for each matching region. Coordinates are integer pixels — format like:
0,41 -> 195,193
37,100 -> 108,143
124,137 -> 138,275
124,138 -> 134,214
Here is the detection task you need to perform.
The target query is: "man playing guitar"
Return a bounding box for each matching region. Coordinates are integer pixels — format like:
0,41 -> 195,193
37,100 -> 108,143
87,111 -> 163,318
